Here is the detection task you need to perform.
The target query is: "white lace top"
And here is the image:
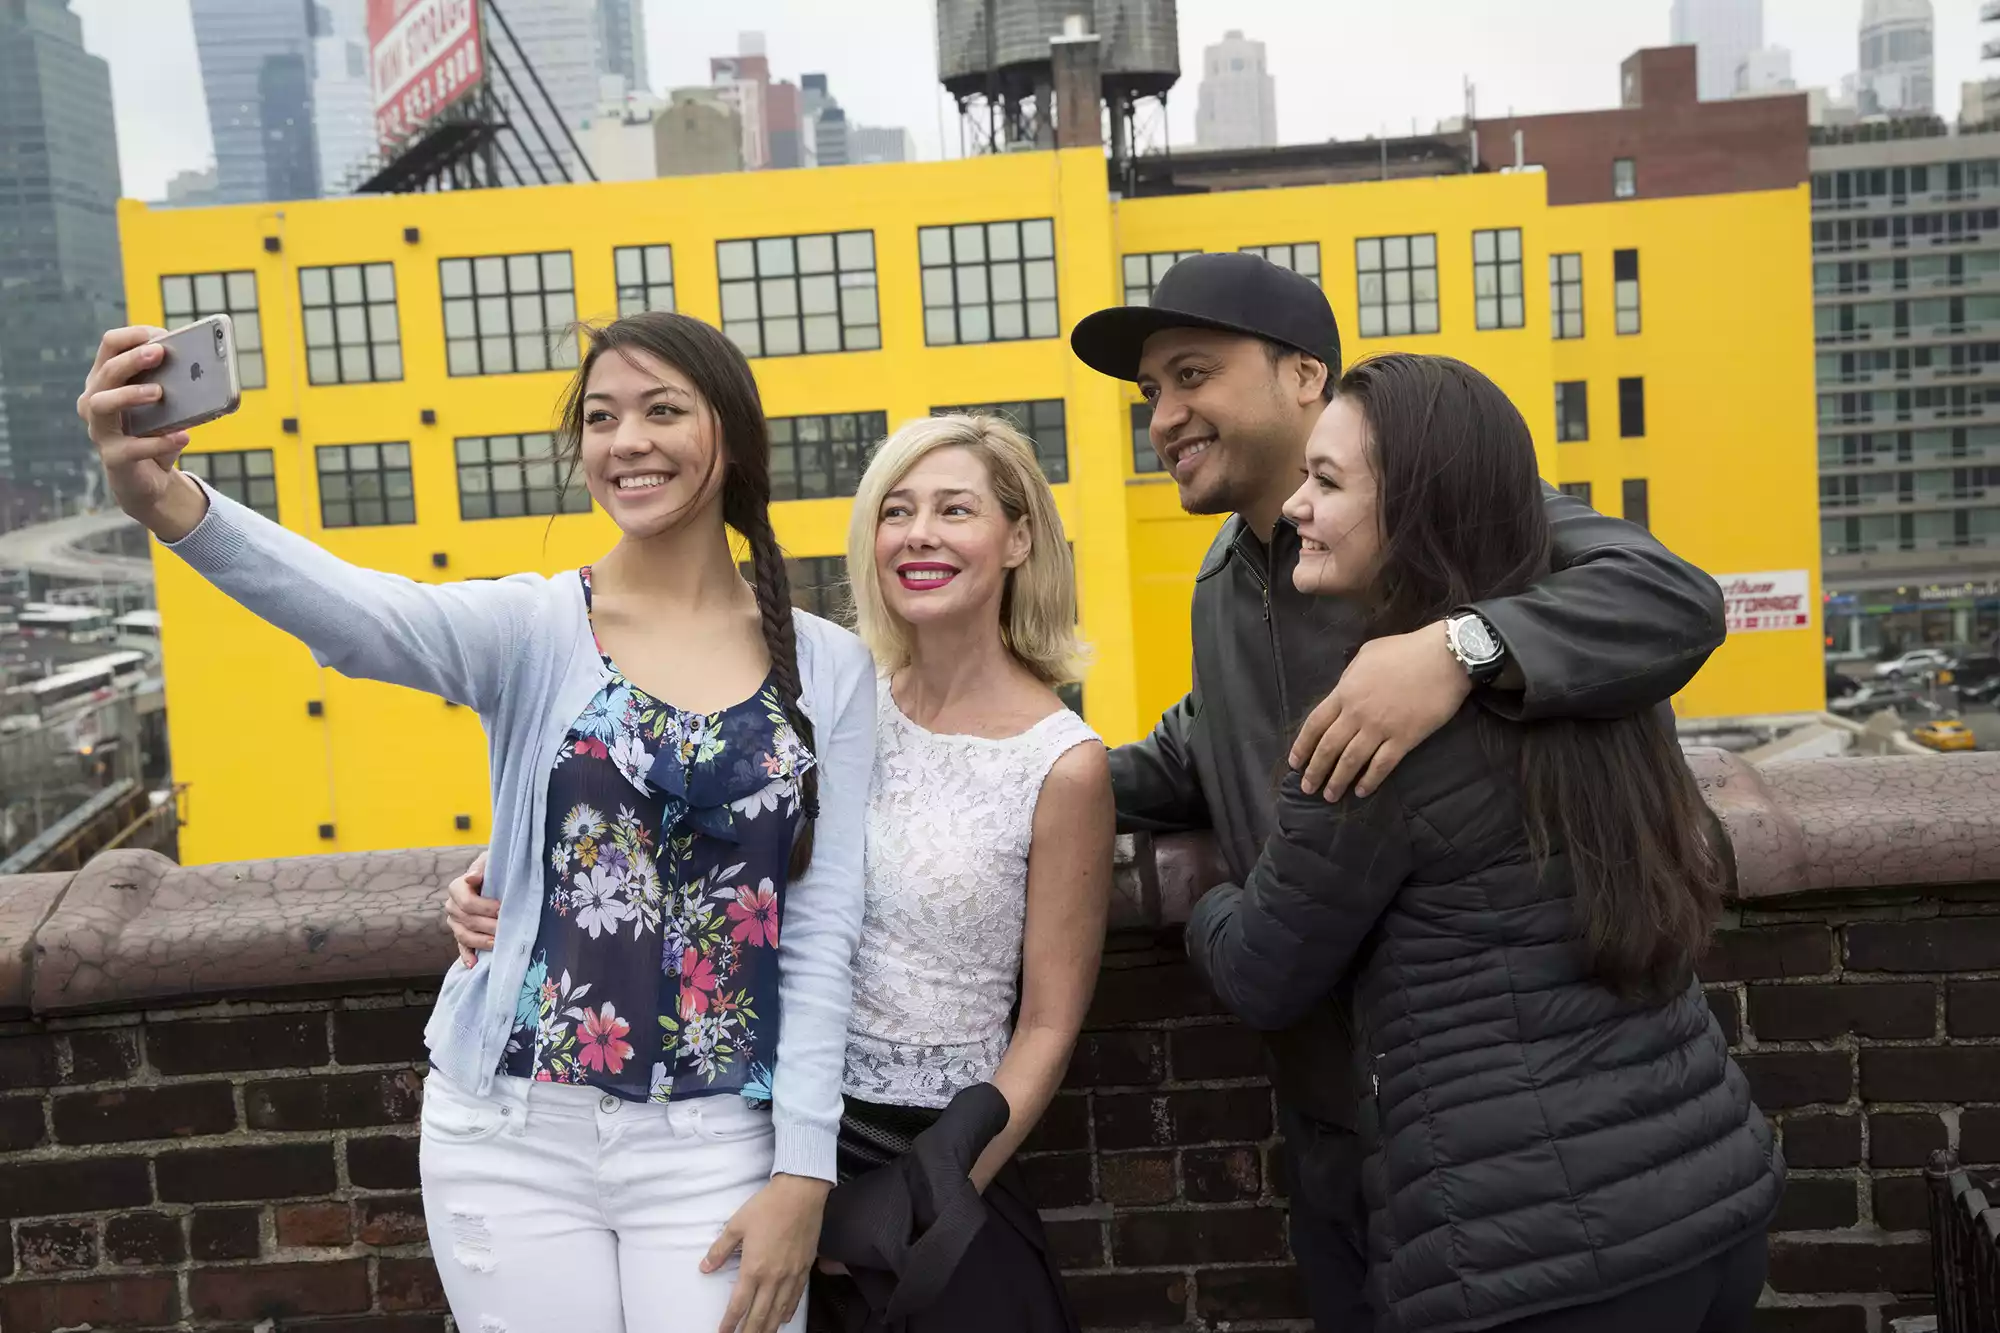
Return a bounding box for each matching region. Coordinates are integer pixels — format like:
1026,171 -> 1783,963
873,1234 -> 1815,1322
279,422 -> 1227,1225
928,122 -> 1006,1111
842,681 -> 1101,1108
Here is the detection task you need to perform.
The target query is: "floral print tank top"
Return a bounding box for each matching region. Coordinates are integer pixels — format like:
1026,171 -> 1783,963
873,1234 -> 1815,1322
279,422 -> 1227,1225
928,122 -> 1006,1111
499,567 -> 817,1104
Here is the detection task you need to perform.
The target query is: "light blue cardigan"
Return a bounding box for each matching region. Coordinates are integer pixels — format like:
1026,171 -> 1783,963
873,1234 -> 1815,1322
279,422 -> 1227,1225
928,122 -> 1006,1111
165,480 -> 876,1182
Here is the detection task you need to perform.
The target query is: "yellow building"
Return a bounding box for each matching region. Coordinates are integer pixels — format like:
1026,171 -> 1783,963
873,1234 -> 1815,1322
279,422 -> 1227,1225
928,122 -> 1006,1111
117,144 -> 1821,865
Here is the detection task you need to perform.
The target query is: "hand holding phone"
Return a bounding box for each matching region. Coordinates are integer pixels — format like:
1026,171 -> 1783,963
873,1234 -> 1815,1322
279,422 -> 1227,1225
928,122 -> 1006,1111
75,325 -> 220,542
121,315 -> 242,438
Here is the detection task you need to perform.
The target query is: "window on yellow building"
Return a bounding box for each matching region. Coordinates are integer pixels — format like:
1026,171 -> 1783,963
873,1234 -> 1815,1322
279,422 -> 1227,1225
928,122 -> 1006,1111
740,555 -> 850,622
1472,229 -> 1524,330
1619,377 -> 1646,438
1559,481 -> 1592,506
1123,251 -> 1200,305
1549,253 -> 1583,339
161,271 -> 265,389
179,449 -> 278,522
1240,243 -> 1321,289
1614,249 -> 1641,335
439,252 -> 578,376
455,433 -> 590,520
613,245 -> 675,316
317,443 -> 415,528
769,411 -> 888,501
1555,382 -> 1588,442
1355,234 -> 1438,337
1622,478 -> 1650,530
299,263 -> 401,385
920,219 -> 1058,345
932,400 -> 1068,483
1131,401 -> 1165,474
717,232 -> 879,357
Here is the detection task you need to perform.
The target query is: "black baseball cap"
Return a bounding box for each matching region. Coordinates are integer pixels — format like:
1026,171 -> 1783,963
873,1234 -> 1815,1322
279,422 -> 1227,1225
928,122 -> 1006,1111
1070,252 -> 1342,383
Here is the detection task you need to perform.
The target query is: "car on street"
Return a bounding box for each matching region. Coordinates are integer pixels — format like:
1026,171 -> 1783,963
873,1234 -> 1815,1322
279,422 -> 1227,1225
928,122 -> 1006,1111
1910,719 -> 1978,752
1874,648 -> 1955,680
1830,681 -> 1918,716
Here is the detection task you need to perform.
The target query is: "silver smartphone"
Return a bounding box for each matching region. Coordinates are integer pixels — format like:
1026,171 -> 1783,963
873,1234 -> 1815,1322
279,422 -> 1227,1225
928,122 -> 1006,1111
123,315 -> 243,438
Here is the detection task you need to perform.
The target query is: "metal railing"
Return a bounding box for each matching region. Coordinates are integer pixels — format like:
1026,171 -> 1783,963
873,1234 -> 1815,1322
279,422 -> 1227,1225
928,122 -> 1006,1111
1927,1150 -> 2000,1332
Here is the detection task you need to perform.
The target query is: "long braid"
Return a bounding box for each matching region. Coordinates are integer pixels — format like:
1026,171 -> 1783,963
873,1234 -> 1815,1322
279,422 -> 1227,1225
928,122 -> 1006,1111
743,512 -> 818,879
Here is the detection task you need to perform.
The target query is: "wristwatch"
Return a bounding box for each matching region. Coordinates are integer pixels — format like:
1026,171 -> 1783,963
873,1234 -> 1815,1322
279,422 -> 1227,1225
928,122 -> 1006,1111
1444,612 -> 1506,685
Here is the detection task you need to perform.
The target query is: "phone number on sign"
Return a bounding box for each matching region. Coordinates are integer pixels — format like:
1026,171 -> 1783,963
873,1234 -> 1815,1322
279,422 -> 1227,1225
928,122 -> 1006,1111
376,40 -> 481,143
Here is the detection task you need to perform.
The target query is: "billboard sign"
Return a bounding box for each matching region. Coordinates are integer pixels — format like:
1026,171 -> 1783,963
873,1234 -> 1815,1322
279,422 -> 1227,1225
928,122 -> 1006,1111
368,0 -> 485,147
1719,570 -> 1813,634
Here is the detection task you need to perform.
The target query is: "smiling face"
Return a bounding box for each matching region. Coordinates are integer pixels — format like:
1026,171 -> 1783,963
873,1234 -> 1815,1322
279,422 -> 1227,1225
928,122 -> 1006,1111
872,444 -> 1031,637
577,348 -> 723,538
1283,396 -> 1385,596
1136,328 -> 1325,519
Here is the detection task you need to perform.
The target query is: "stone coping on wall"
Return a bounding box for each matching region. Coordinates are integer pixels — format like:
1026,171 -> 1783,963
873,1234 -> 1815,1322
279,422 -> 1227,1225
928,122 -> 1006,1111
4,748 -> 1997,1018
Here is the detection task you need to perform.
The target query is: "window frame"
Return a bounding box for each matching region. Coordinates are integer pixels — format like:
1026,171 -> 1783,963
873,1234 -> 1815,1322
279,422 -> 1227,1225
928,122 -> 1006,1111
1613,158 -> 1637,199
316,442 -> 416,528
1472,228 -> 1525,330
919,218 -> 1060,347
1614,248 -> 1641,336
1555,381 -> 1589,442
768,410 -> 889,501
438,251 -> 579,377
160,270 -> 266,389
1618,376 -> 1647,438
613,244 -> 676,317
1130,400 -> 1165,474
299,262 -> 403,385
1122,250 -> 1200,305
1240,242 -> 1323,288
1622,477 -> 1650,530
178,448 -> 278,521
931,399 -> 1069,483
1549,252 -> 1584,339
454,432 -> 590,521
716,231 -> 880,358
1354,233 -> 1440,338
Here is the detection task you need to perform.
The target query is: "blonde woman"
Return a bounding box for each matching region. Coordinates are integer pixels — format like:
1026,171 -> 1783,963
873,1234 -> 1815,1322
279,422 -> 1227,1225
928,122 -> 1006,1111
448,413 -> 1110,1328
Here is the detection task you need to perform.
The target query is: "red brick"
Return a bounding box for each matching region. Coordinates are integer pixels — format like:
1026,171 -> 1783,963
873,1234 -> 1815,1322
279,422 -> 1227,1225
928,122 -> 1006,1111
1872,1175 -> 1931,1232
1044,1218 -> 1105,1270
0,1094 -> 47,1151
1065,1271 -> 1187,1327
1197,1265 -> 1311,1321
146,1012 -> 327,1076
1017,1153 -> 1094,1209
1962,1107 -> 2000,1165
0,1274 -> 179,1333
1946,979 -> 2000,1037
102,1211 -> 185,1267
1771,1177 -> 1858,1232
347,1133 -> 421,1189
1169,1023 -> 1266,1082
1780,1114 -> 1861,1169
246,1069 -> 423,1131
189,1259 -> 372,1320
1099,1151 -> 1176,1205
378,1256 -> 448,1312
1063,1030 -> 1165,1088
1869,1113 -> 1946,1168
16,1219 -> 98,1273
277,1201 -> 354,1248
1698,925 -> 1833,983
0,1157 -> 150,1219
1767,1238 -> 1931,1295
157,1142 -> 337,1202
1747,982 -> 1936,1041
1095,1087 -> 1271,1149
1706,986 -> 1741,1046
1086,961 -> 1219,1026
0,1035 -> 59,1090
332,1007 -> 431,1066
1184,1145 -> 1262,1202
190,1207 -> 263,1261
52,1082 -> 238,1144
1114,1206 -> 1286,1266
62,1029 -> 140,1083
1846,916 -> 2000,973
357,1193 -> 429,1247
1860,1047 -> 2000,1104
1020,1093 -> 1090,1153
1736,1051 -> 1852,1110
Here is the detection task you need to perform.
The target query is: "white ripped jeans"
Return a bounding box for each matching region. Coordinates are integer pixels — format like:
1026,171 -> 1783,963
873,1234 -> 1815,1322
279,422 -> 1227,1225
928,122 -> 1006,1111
419,1069 -> 805,1333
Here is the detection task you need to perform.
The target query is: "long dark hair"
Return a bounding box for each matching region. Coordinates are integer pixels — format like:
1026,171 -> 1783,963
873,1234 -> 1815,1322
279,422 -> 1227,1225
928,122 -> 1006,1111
554,312 -> 818,878
1337,353 -> 1723,1000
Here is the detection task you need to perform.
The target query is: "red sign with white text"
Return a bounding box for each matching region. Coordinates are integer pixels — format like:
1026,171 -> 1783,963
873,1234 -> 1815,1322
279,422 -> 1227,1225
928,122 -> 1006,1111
368,0 -> 485,148
1719,570 -> 1813,634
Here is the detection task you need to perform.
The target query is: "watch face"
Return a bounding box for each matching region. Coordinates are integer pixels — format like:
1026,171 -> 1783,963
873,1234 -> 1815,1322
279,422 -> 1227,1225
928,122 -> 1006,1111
1456,616 -> 1499,663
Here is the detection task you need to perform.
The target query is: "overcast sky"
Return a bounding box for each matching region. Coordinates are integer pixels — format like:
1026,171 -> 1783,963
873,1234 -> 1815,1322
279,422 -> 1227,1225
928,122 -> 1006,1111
74,0 -> 1990,202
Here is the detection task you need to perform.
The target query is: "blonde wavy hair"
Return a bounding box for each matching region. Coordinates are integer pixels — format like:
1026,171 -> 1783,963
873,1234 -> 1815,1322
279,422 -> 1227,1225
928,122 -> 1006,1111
846,413 -> 1087,686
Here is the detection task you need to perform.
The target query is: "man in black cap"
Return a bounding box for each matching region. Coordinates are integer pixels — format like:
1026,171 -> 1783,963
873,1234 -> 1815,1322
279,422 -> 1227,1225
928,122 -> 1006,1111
1072,253 -> 1726,1331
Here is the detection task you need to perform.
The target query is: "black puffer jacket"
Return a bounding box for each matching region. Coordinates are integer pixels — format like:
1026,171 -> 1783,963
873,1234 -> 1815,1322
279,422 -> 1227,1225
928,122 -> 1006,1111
1186,707 -> 1783,1333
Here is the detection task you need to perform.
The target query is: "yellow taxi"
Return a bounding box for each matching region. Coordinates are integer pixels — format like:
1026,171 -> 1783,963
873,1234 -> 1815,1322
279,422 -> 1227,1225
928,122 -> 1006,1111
1911,720 -> 1978,752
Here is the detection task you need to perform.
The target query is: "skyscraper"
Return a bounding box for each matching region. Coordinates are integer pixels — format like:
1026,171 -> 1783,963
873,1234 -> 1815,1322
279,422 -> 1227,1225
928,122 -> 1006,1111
596,0 -> 649,96
1194,30 -> 1276,150
1856,0 -> 1934,117
0,0 -> 124,504
1669,0 -> 1764,102
310,0 -> 373,193
485,0 -> 652,182
190,0 -> 320,203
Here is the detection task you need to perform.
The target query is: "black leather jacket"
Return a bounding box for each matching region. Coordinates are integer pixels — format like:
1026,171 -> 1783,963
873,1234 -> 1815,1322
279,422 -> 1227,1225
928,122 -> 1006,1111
1107,484 -> 1727,1126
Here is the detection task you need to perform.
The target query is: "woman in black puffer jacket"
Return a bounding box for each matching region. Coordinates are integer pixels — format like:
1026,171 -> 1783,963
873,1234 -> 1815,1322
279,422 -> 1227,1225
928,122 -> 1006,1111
1187,353 -> 1782,1333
